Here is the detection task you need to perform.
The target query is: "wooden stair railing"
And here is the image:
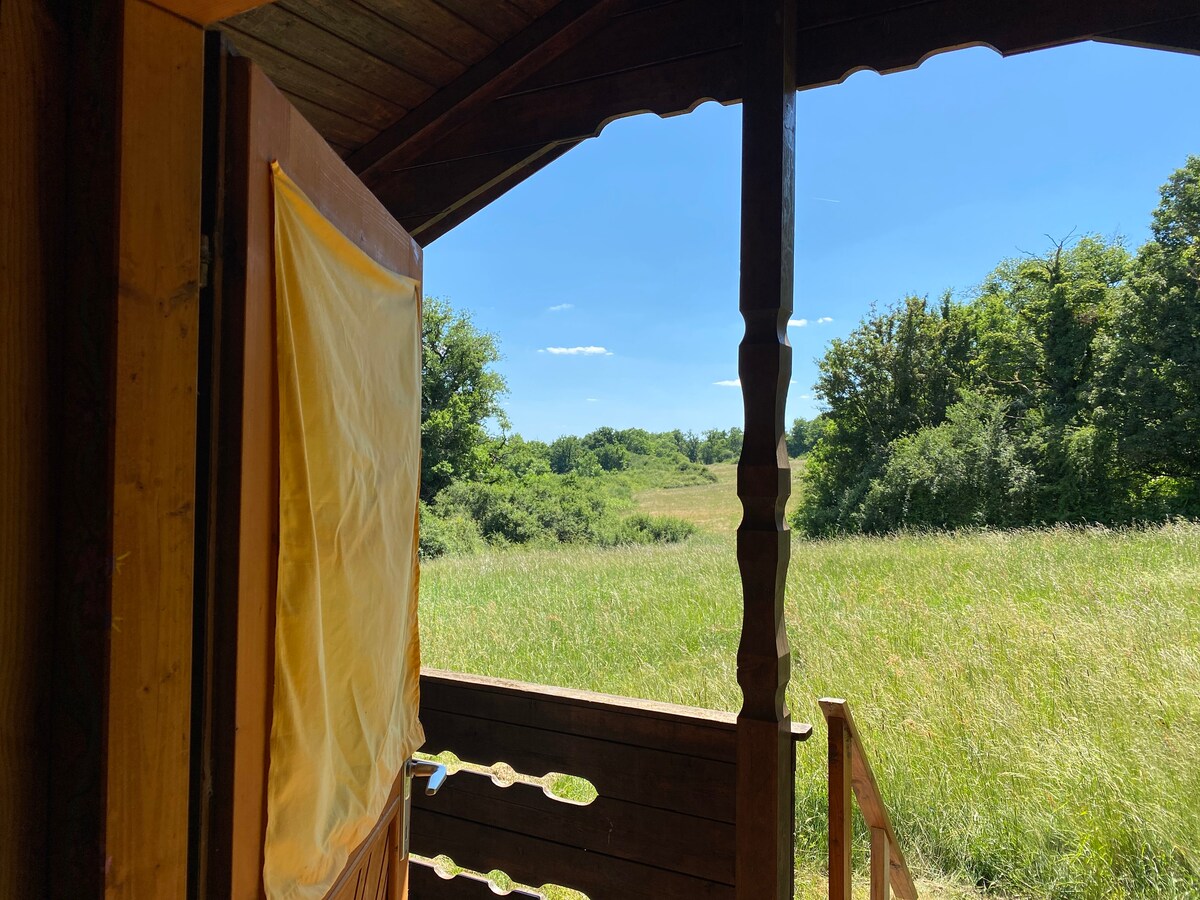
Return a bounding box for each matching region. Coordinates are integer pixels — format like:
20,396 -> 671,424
819,699 -> 918,900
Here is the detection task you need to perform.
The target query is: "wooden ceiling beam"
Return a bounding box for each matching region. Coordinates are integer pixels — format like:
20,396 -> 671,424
371,0 -> 1200,241
147,0 -> 271,26
1096,14 -> 1200,57
794,0 -> 1200,90
347,0 -> 627,185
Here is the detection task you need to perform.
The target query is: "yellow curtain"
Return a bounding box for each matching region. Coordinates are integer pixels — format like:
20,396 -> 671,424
264,162 -> 424,900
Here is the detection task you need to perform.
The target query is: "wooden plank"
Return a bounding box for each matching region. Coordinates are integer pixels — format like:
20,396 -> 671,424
353,0 -> 496,64
432,0 -> 532,43
421,669 -> 744,761
47,1 -> 123,895
206,55 -> 423,900
394,141 -> 579,244
104,3 -> 204,897
373,47 -> 740,239
1097,13 -> 1200,55
734,2 -> 797,899
828,720 -> 852,900
147,0 -> 272,25
227,4 -> 435,108
220,25 -> 407,130
350,0 -> 623,182
282,90 -> 378,149
0,0 -> 63,895
820,700 -> 918,900
409,862 -> 538,899
795,0 -> 1200,90
513,0 -> 736,95
278,0 -> 466,85
327,777 -> 405,900
378,43 -> 738,173
411,773 -> 736,884
871,828 -> 891,900
419,707 -> 735,821
411,808 -> 734,900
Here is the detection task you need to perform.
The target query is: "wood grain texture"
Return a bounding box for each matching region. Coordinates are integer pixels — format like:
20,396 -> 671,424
277,0 -> 466,86
228,4 -> 436,108
819,700 -> 917,900
871,828 -> 891,900
48,1 -> 123,895
0,0 -> 63,895
827,719 -> 852,900
350,0 -> 624,181
220,25 -> 407,131
352,0 -> 496,64
734,2 -> 797,898
408,862 -> 538,899
147,0 -> 272,25
104,3 -> 205,896
411,672 -> 809,898
413,809 -> 733,899
206,56 -> 421,899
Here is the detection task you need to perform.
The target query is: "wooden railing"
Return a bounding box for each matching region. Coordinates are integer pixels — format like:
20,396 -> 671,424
409,669 -> 811,899
820,699 -> 918,900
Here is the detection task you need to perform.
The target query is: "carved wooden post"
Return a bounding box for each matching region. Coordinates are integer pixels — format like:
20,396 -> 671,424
735,0 -> 797,898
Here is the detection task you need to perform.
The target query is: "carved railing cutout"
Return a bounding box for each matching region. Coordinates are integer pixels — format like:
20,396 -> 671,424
413,750 -> 599,806
410,853 -> 590,899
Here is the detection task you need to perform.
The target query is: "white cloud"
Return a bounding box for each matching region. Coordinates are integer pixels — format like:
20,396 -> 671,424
548,303 -> 574,312
817,316 -> 833,324
713,378 -> 741,387
812,197 -> 841,204
586,398 -> 599,402
788,318 -> 808,328
799,393 -> 813,400
540,346 -> 612,356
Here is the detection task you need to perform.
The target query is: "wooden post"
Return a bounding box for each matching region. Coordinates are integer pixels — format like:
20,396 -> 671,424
734,1 -> 797,898
871,827 -> 891,900
828,719 -> 852,900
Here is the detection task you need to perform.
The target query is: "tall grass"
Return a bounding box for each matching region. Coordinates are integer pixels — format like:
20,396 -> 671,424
419,475 -> 1200,899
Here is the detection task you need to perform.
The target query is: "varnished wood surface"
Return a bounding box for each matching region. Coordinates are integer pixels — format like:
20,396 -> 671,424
0,0 -> 63,895
205,54 -> 421,899
819,699 -> 918,900
214,0 -> 1200,244
734,1 -> 797,898
408,862 -> 538,899
325,775 -> 406,900
104,4 -> 206,897
411,671 -> 807,898
827,719 -> 852,900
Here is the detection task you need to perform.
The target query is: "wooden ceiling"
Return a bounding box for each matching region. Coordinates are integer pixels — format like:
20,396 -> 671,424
217,0 -> 1200,245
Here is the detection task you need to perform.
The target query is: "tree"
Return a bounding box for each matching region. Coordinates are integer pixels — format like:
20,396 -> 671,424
421,297 -> 508,502
1095,157 -> 1200,481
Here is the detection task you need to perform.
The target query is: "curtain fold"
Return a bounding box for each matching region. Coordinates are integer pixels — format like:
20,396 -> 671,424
264,161 -> 424,900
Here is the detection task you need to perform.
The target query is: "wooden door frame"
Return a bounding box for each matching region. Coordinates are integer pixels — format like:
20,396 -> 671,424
194,46 -> 422,900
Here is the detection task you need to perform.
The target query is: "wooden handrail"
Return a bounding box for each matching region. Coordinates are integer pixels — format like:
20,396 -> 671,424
819,698 -> 918,900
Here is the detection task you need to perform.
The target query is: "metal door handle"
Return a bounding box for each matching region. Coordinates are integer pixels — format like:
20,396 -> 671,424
407,758 -> 447,795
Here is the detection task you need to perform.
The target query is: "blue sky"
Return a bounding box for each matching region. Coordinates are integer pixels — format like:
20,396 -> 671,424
423,41 -> 1200,443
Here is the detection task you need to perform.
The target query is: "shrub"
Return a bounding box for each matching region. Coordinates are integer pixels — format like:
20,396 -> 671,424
418,501 -> 486,559
607,513 -> 697,546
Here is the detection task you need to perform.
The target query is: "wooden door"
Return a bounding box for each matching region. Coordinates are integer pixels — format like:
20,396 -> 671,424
196,49 -> 422,900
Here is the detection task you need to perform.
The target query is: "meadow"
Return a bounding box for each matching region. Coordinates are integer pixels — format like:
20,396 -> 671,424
418,464 -> 1200,899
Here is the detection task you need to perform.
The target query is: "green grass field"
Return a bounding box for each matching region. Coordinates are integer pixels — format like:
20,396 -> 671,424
419,465 -> 1200,899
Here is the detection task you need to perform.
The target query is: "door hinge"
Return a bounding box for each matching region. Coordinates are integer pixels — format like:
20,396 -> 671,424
199,234 -> 212,289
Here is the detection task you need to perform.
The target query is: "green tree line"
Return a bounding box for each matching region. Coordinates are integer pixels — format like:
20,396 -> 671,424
795,156 -> 1200,536
419,298 -> 734,556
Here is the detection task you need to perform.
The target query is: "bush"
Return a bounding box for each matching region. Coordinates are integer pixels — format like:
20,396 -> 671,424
433,475 -> 620,546
607,513 -> 696,546
418,501 -> 486,559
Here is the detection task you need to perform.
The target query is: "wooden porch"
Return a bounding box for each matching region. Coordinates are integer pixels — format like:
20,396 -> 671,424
3,1 -> 1200,899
